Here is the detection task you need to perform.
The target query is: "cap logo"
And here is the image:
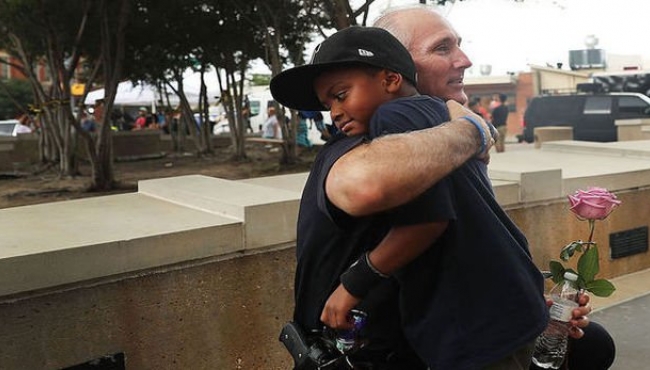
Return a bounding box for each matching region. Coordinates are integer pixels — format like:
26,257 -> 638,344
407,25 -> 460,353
358,49 -> 374,57
309,43 -> 322,64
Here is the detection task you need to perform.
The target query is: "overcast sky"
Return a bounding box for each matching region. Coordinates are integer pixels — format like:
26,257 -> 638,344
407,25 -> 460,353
249,0 -> 649,76
363,0 -> 650,75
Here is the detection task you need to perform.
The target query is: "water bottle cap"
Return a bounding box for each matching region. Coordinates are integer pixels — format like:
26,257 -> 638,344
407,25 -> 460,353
563,272 -> 579,281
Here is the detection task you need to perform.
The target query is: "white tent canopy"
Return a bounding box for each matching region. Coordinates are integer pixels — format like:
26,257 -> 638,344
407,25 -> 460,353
85,81 -> 180,109
84,77 -> 221,110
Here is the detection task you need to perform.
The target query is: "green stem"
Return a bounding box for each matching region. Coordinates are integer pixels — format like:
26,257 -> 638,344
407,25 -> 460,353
586,219 -> 595,250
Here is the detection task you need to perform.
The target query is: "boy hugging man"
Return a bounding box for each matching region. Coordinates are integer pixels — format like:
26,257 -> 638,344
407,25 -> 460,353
271,27 -> 547,369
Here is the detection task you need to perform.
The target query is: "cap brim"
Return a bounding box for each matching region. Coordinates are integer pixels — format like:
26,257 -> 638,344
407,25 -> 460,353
270,64 -> 329,112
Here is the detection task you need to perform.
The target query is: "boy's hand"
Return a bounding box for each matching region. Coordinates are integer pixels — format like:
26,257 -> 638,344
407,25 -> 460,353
320,284 -> 360,330
446,100 -> 496,160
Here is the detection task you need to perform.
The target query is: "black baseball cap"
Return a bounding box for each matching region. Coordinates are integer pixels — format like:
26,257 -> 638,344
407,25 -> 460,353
270,26 -> 417,111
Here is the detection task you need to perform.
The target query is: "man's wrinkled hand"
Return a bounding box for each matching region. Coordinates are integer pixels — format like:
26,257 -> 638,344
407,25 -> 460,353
545,292 -> 592,339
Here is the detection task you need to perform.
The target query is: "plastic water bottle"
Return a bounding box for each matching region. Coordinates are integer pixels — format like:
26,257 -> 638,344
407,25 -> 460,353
531,272 -> 581,369
335,309 -> 367,353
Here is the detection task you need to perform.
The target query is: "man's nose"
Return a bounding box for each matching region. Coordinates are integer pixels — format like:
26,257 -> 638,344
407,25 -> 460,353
455,48 -> 472,69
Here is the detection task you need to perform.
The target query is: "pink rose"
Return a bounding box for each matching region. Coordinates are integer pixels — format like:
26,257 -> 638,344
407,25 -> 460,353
568,187 -> 622,220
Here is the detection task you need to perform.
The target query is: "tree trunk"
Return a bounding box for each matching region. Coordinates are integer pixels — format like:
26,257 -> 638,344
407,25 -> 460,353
88,0 -> 130,190
265,30 -> 298,165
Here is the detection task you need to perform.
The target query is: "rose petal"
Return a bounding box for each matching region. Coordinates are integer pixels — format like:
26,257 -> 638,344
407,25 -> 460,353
568,188 -> 621,220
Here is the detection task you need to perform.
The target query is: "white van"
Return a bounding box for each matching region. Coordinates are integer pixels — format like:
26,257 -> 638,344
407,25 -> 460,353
247,89 -> 276,132
0,119 -> 22,136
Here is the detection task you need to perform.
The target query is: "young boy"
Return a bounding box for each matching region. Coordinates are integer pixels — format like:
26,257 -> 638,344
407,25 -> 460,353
271,26 -> 548,369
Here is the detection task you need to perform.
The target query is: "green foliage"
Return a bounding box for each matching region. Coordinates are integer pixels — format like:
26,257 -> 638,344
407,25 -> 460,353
0,79 -> 34,119
559,240 -> 584,261
585,279 -> 616,297
250,74 -> 271,86
549,260 -> 566,284
550,244 -> 614,297
577,247 -> 600,282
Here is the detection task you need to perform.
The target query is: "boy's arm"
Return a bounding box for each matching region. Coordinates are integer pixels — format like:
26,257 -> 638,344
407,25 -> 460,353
327,101 -> 491,217
320,221 -> 448,330
367,221 -> 448,274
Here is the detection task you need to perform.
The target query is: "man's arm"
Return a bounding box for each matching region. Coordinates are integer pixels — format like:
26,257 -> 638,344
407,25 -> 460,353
327,101 -> 491,216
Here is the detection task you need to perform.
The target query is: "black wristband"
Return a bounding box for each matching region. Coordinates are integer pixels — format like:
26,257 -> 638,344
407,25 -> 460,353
340,252 -> 389,299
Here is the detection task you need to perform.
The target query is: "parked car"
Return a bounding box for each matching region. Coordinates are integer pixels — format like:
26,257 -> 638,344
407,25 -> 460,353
521,92 -> 650,143
0,119 -> 21,136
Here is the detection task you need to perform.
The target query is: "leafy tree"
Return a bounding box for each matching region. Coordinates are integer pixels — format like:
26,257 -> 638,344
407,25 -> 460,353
0,0 -> 95,175
87,0 -> 132,190
200,0 -> 264,160
124,0 -> 204,154
0,79 -> 34,120
0,0 -> 132,191
124,0 -> 259,159
0,0 -> 472,183
242,0 -> 324,164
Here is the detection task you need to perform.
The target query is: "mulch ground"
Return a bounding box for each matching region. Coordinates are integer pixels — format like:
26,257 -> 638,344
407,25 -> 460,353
0,144 -> 318,210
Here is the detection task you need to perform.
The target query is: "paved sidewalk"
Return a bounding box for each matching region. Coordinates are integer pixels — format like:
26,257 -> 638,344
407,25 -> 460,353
589,268 -> 650,369
590,268 -> 650,312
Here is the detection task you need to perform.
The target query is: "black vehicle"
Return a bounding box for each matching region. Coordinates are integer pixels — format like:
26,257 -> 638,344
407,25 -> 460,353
521,92 -> 650,143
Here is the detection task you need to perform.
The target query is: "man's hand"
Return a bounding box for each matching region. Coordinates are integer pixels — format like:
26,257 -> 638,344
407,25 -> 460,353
446,100 -> 496,161
546,292 -> 592,339
320,284 -> 360,330
570,292 -> 592,339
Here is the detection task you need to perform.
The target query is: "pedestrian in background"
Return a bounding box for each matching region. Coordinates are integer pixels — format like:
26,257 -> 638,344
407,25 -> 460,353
261,106 -> 281,139
296,111 -> 312,148
491,93 -> 509,152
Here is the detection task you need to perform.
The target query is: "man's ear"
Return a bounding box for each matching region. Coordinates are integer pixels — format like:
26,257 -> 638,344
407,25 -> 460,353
382,70 -> 403,93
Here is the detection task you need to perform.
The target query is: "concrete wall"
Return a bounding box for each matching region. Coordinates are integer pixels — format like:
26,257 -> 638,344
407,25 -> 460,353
0,134 -> 40,172
1,140 -> 650,369
0,249 -> 295,369
0,132 -> 233,172
510,189 -> 650,278
616,118 -> 650,141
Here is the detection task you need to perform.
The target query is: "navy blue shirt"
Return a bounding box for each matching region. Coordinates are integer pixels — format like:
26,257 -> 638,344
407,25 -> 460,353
369,96 -> 548,369
294,132 -> 410,353
294,95 -> 548,369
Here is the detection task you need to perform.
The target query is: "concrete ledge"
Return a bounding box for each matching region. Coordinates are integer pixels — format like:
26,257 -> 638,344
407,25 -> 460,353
239,172 -> 309,193
491,179 -> 521,206
0,193 -> 242,297
615,118 -> 650,126
2,139 -> 650,300
0,137 -> 14,151
245,137 -> 284,145
489,165 -> 562,203
138,175 -> 301,250
111,130 -> 163,159
534,126 -> 573,149
591,268 -> 650,312
0,134 -> 39,172
541,140 -> 650,159
490,145 -> 650,197
616,118 -> 650,141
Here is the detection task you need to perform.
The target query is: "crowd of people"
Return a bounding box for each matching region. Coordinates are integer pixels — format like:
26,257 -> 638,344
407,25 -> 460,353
467,93 -> 511,152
